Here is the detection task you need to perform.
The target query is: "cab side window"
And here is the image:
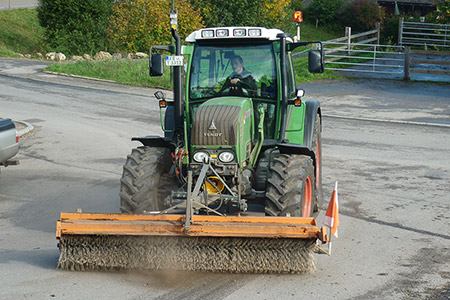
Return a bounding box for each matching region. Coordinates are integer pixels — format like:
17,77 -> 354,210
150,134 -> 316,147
286,54 -> 296,98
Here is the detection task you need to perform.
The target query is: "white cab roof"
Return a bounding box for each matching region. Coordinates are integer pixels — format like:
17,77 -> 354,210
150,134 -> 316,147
185,27 -> 293,43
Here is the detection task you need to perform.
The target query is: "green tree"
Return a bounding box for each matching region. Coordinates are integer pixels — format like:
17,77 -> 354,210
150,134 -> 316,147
340,0 -> 385,32
304,0 -> 344,27
37,0 -> 113,55
189,0 -> 291,28
108,0 -> 203,53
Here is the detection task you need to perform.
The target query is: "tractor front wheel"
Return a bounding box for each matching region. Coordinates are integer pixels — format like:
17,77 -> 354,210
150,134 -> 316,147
120,147 -> 178,213
265,154 -> 316,217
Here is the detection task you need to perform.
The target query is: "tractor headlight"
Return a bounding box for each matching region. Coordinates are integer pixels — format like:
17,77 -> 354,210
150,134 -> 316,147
216,29 -> 229,37
218,151 -> 234,163
193,151 -> 209,163
201,30 -> 214,38
248,29 -> 262,36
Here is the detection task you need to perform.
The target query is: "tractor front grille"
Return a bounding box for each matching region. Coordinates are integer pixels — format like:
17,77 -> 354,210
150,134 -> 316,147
191,105 -> 241,146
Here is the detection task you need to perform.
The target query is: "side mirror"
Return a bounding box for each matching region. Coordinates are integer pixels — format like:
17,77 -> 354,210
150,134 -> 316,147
296,89 -> 305,98
150,54 -> 164,76
154,91 -> 166,100
308,50 -> 324,73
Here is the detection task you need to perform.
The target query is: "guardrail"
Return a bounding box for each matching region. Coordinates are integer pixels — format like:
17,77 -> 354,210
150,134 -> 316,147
399,18 -> 450,49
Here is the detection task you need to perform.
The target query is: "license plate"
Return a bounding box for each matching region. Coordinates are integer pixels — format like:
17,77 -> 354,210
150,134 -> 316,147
165,56 -> 184,66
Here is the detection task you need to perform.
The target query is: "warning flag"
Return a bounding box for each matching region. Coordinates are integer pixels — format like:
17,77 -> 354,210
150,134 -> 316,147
323,181 -> 339,238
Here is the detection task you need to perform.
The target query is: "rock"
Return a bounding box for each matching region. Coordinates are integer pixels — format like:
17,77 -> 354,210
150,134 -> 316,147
126,53 -> 134,60
24,54 -> 32,59
55,53 -> 66,62
135,52 -> 148,59
112,53 -> 122,60
16,53 -> 24,58
83,54 -> 92,61
46,52 -> 56,60
72,55 -> 83,61
94,51 -> 112,60
37,53 -> 43,59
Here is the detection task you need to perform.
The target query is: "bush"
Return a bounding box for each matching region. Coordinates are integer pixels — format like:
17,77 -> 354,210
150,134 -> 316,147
430,0 -> 450,23
108,0 -> 203,53
289,0 -> 303,11
339,0 -> 385,32
189,0 -> 291,29
37,0 -> 113,55
304,0 -> 344,28
381,15 -> 399,45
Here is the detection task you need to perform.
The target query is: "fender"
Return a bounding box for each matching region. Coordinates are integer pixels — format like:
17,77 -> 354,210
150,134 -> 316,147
276,143 -> 316,170
132,136 -> 176,152
303,100 -> 321,148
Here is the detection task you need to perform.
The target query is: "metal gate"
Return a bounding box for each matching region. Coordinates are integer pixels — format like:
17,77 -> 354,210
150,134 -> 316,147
323,42 -> 405,76
399,18 -> 450,49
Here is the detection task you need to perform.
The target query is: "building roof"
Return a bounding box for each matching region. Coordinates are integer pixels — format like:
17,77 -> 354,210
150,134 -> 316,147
378,0 -> 434,4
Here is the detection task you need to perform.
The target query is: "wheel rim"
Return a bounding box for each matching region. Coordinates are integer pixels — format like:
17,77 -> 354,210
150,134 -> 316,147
302,176 -> 312,217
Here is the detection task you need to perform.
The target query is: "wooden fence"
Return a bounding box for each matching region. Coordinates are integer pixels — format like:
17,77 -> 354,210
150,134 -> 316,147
404,47 -> 450,80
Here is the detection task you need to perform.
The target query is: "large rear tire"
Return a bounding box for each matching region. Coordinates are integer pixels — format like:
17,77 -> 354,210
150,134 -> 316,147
120,147 -> 178,213
265,154 -> 316,217
312,113 -> 322,213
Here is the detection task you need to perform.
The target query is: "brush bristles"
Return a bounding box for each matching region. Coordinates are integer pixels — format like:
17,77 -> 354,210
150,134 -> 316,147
58,235 -> 316,274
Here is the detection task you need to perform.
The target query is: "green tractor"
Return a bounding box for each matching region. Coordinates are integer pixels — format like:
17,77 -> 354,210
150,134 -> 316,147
120,27 -> 324,220
55,27 -> 328,274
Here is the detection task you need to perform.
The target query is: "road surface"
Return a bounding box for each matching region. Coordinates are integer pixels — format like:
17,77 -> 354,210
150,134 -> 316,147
0,0 -> 37,10
0,58 -> 449,299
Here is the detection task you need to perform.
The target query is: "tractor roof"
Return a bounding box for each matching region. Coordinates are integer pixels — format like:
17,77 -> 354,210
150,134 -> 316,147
185,27 -> 293,43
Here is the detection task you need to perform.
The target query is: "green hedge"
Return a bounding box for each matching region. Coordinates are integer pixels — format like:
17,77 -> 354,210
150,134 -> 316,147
37,0 -> 113,55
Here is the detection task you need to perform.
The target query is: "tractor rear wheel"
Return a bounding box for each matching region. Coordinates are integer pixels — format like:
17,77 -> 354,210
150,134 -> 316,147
265,154 -> 316,217
312,113 -> 322,213
120,147 -> 178,213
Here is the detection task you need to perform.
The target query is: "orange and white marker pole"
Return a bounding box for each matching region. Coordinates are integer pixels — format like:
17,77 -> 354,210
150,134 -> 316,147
323,181 -> 339,254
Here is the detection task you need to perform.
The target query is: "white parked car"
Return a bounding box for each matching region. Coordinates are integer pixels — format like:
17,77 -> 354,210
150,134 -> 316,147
0,118 -> 19,169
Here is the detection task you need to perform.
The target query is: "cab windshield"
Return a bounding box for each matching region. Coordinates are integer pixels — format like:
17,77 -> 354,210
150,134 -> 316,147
189,44 -> 277,100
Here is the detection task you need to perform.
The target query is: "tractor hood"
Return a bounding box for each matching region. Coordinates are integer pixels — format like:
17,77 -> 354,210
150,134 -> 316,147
191,97 -> 254,165
191,97 -> 253,147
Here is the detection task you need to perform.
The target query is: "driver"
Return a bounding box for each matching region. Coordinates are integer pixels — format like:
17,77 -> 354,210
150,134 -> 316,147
219,55 -> 257,96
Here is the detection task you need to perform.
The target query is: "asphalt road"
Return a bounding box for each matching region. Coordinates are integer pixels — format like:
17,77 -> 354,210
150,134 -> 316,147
0,0 -> 37,10
0,58 -> 449,300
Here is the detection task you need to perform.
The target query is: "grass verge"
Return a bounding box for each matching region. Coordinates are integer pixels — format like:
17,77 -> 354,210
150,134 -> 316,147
0,9 -> 48,57
46,59 -> 172,89
43,20 -> 340,87
45,55 -> 339,89
294,56 -> 340,83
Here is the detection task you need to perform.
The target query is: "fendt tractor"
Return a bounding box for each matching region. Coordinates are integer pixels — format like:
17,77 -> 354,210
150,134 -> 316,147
56,27 -> 329,274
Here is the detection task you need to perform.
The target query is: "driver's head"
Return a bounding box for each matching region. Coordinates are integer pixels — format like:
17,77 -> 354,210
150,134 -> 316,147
231,56 -> 244,74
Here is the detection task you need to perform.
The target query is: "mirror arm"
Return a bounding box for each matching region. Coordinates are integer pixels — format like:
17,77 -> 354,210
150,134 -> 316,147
150,45 -> 175,55
287,41 -> 322,52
